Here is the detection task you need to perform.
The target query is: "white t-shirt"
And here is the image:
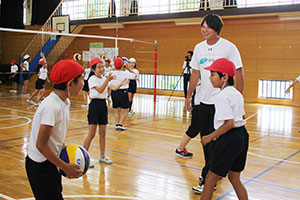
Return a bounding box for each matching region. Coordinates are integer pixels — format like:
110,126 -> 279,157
88,75 -> 110,99
214,86 -> 246,130
84,68 -> 91,80
296,75 -> 300,82
38,67 -> 48,80
104,66 -> 112,77
190,37 -> 243,105
182,61 -> 192,74
11,64 -> 18,73
110,70 -> 136,89
127,69 -> 139,80
23,60 -> 29,71
28,92 -> 70,162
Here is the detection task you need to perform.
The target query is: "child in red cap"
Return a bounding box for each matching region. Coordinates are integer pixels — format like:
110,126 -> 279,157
27,52 -> 50,106
110,57 -> 137,131
200,58 -> 249,200
83,57 -> 129,166
25,59 -> 84,200
9,59 -> 18,93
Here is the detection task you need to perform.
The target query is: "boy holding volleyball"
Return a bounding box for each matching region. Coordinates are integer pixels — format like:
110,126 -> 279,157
83,57 -> 129,165
200,58 -> 249,200
25,60 -> 84,200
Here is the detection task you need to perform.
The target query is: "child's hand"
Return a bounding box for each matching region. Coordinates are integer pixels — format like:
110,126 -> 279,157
63,163 -> 83,178
107,73 -> 116,81
285,88 -> 290,94
40,52 -> 44,57
122,79 -> 130,85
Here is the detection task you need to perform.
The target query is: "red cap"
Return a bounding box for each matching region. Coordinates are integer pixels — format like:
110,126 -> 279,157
114,57 -> 123,69
204,58 -> 236,77
38,58 -> 43,65
11,60 -> 16,64
50,60 -> 84,84
106,59 -> 111,63
90,57 -> 102,67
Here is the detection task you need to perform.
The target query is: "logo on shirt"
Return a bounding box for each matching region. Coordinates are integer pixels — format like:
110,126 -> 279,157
208,48 -> 212,51
200,58 -> 208,64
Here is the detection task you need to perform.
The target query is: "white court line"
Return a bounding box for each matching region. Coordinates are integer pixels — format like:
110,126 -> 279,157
245,112 -> 257,121
18,194 -> 141,200
0,115 -> 32,130
0,193 -> 16,200
247,151 -> 300,165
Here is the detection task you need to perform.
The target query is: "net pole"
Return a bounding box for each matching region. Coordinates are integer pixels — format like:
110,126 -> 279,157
154,40 -> 158,103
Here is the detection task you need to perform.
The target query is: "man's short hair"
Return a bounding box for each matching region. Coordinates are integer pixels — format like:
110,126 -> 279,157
188,51 -> 193,56
201,14 -> 224,35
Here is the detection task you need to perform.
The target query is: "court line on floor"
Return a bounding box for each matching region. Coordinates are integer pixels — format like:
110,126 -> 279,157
0,193 -> 16,200
217,150 -> 300,199
18,194 -> 141,200
0,115 -> 32,129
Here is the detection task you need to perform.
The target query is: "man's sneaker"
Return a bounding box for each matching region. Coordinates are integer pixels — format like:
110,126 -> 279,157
99,156 -> 113,164
192,184 -> 217,194
175,148 -> 193,158
128,111 -> 135,116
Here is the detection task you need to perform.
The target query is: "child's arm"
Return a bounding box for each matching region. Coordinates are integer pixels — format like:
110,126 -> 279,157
93,73 -> 115,94
286,79 -> 299,93
201,119 -> 234,145
36,124 -> 83,178
40,52 -> 47,65
110,79 -> 130,91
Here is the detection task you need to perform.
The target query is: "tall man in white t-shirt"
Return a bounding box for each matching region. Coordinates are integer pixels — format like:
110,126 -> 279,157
175,14 -> 244,194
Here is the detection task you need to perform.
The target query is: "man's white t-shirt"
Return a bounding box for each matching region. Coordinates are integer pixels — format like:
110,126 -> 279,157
110,70 -> 136,89
190,37 -> 243,105
28,92 -> 70,162
38,67 -> 48,80
88,75 -> 110,99
214,86 -> 246,130
11,64 -> 18,73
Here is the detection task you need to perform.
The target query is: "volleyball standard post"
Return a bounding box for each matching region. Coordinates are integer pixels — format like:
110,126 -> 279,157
154,40 -> 158,103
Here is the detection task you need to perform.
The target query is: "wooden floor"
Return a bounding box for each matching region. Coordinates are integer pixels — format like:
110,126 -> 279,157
0,84 -> 300,200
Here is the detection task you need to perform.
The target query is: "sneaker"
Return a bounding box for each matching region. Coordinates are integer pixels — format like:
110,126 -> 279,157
81,104 -> 88,108
118,125 -> 126,131
99,156 -> 113,164
128,111 -> 135,116
115,124 -> 121,130
9,90 -> 14,93
26,99 -> 33,104
175,148 -> 193,158
12,90 -> 17,93
192,184 -> 216,194
89,163 -> 95,168
33,102 -> 40,106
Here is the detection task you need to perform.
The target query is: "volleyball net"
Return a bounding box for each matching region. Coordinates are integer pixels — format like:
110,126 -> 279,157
0,27 -> 159,100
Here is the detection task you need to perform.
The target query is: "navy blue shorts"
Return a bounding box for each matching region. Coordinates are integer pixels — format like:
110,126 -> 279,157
35,78 -> 46,90
111,89 -> 130,109
128,80 -> 137,93
209,126 -> 249,177
23,71 -> 29,80
25,156 -> 63,200
87,99 -> 108,125
10,74 -> 18,82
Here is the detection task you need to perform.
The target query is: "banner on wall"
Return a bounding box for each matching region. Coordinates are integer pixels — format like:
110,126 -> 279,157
82,48 -> 119,62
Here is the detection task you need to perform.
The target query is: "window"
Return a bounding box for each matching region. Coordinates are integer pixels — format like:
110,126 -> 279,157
138,74 -> 184,91
258,79 -> 292,100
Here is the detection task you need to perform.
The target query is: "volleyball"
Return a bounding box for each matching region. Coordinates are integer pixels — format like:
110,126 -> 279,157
100,54 -> 107,59
73,53 -> 82,61
59,145 -> 90,178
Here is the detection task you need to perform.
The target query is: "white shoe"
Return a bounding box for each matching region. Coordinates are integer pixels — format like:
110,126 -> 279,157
99,156 -> 113,164
26,99 -> 33,104
128,111 -> 135,116
12,90 -> 17,93
81,104 -> 88,108
33,102 -> 40,106
192,184 -> 216,194
9,90 -> 14,93
118,125 -> 126,131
